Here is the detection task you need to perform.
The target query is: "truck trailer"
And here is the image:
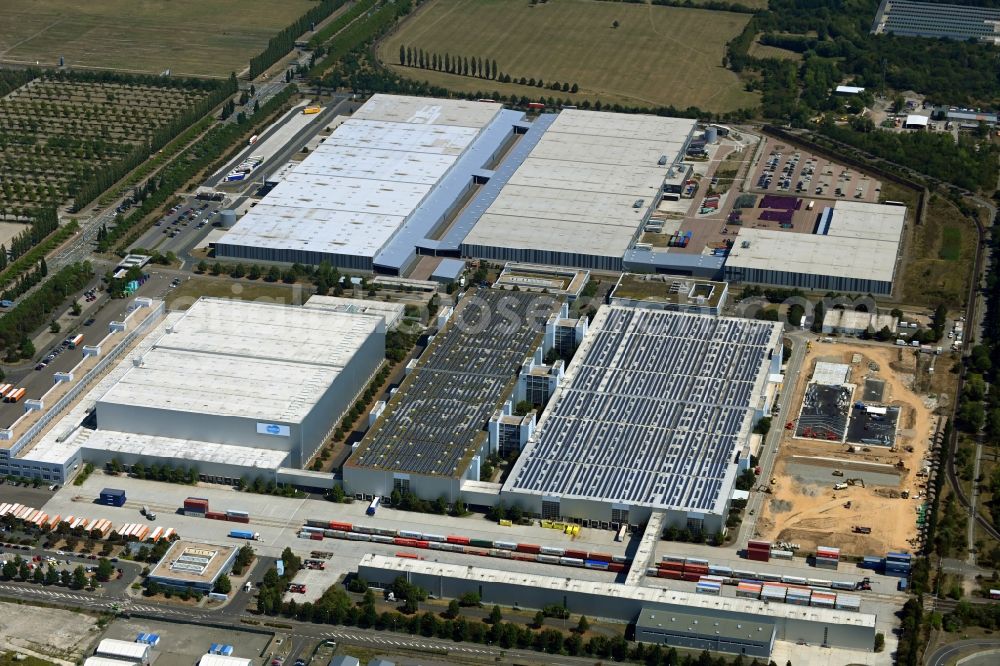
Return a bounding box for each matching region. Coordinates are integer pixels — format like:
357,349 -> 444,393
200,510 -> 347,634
229,530 -> 260,540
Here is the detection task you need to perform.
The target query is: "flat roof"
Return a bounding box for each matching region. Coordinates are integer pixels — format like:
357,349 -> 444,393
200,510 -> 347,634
463,110 -> 697,261
504,306 -> 782,515
97,298 -> 381,424
303,294 -> 405,327
96,639 -> 149,660
835,85 -> 865,94
638,606 -> 775,642
199,656 -> 251,666
349,289 -> 560,477
359,554 -> 876,627
611,274 -> 727,309
725,201 -> 905,284
904,114 -> 929,127
216,95 -> 501,260
149,539 -> 236,584
873,0 -> 1000,43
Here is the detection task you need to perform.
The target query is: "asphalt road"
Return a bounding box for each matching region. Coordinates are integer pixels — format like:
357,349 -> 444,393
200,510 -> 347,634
0,540 -> 143,598
737,329 -> 808,545
926,639 -> 1000,666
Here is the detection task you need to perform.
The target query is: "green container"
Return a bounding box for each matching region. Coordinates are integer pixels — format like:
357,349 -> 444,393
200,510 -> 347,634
469,539 -> 493,549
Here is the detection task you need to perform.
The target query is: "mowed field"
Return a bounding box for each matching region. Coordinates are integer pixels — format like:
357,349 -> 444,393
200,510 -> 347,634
378,0 -> 758,112
0,0 -> 314,77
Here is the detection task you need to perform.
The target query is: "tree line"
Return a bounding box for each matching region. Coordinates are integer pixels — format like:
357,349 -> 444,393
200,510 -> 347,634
308,0 -> 416,79
0,261 -> 92,361
249,0 -> 351,78
397,46 -> 580,93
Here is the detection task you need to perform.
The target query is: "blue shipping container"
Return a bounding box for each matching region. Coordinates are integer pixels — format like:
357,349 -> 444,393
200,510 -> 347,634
99,488 -> 126,506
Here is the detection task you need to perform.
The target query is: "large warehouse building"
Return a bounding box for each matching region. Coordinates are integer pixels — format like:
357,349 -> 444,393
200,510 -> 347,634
723,201 -> 906,295
15,297 -> 387,482
214,95 -> 518,274
214,94 -> 706,277
460,110 -> 698,271
344,289 -> 561,500
359,555 -> 877,656
502,307 -> 783,532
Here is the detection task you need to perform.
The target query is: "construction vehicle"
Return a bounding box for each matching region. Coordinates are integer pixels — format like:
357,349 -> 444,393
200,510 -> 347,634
843,501 -> 852,509
834,482 -> 848,490
846,478 -> 865,488
856,577 -> 872,590
832,470 -> 844,477
900,490 -> 910,499
852,526 -> 871,534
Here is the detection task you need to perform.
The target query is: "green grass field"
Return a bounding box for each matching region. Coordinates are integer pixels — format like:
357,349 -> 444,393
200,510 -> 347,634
0,0 -> 314,77
899,195 -> 977,307
939,226 -> 963,261
749,40 -> 803,61
379,0 -> 758,112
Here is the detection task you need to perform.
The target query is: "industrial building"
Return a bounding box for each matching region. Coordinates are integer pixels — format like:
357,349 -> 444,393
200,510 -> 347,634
214,95 -> 514,273
344,289 -> 562,500
303,294 -> 406,329
94,639 -> 151,665
822,309 -> 898,336
461,110 -> 698,271
503,306 -> 783,532
723,201 -> 906,295
872,0 -> 1000,44
147,540 -> 238,592
14,297 -> 387,483
358,554 -> 878,657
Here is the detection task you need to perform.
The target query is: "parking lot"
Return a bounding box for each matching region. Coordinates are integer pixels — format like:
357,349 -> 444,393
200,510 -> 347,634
751,138 -> 882,203
103,616 -> 273,666
846,405 -> 900,448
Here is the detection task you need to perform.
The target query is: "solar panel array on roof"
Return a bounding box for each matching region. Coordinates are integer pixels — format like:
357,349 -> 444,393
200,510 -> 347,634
350,290 -> 560,476
505,307 -> 781,514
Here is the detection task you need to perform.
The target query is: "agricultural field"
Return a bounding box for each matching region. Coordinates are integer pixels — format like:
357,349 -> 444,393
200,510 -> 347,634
0,0 -> 314,77
0,75 -> 221,217
378,0 -> 758,112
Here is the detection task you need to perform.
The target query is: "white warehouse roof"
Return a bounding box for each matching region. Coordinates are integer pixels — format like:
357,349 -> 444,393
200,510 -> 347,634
85,658 -> 138,666
95,639 -> 150,661
216,94 -> 501,260
504,306 -> 782,515
904,114 -> 929,127
463,110 -> 697,260
97,298 -> 382,424
199,656 -> 252,666
725,201 -> 905,284
359,554 -> 876,628
304,294 -> 405,328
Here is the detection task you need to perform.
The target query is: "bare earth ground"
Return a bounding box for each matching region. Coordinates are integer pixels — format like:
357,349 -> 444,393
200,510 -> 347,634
0,600 -> 99,665
0,0 -> 313,77
757,343 -> 936,556
378,0 -> 758,112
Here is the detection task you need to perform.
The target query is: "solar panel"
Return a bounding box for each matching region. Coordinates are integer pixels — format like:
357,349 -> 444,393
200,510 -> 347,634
508,307 -> 781,514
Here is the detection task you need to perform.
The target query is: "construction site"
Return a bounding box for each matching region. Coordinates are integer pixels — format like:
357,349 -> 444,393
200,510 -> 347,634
756,342 -> 939,556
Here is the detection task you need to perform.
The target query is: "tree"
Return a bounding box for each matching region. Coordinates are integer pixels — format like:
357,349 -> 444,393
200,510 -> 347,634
96,557 -> 114,582
196,260 -> 208,274
576,614 -> 590,633
446,599 -> 460,619
812,300 -> 825,333
49,321 -> 61,334
214,573 -> 232,594
399,44 -> 406,65
533,610 -> 545,628
146,579 -> 161,596
874,632 -> 885,652
489,604 -> 502,624
45,565 -> 58,585
71,565 -> 87,589
60,569 -> 72,587
612,20 -> 620,29
17,559 -> 29,581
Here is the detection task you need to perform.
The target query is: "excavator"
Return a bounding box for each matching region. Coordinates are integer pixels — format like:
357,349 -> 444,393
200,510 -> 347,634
846,478 -> 865,488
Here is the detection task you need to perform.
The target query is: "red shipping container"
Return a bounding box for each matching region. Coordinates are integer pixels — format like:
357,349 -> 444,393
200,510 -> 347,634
658,569 -> 683,579
682,573 -> 703,582
588,552 -> 613,563
746,550 -> 770,562
329,521 -> 353,532
564,549 -> 588,560
608,563 -> 625,573
748,540 -> 771,550
446,535 -> 471,545
516,543 -> 541,554
310,533 -> 323,540
657,561 -> 683,570
394,537 -> 417,547
228,515 -> 250,524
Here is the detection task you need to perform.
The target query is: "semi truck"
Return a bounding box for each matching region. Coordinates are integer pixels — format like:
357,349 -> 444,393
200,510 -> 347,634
229,530 -> 260,540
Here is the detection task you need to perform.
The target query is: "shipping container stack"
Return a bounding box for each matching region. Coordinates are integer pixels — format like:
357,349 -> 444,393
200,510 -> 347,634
183,497 -> 209,517
770,548 -> 794,560
746,539 -> 771,562
99,488 -> 126,507
786,586 -> 812,606
656,555 -> 684,579
761,583 -> 786,602
696,579 -> 722,595
682,557 -> 710,581
884,551 -> 912,578
835,593 -> 862,611
736,581 -> 762,599
814,545 -> 840,570
861,555 -> 883,571
811,591 -> 837,608
226,509 -> 250,524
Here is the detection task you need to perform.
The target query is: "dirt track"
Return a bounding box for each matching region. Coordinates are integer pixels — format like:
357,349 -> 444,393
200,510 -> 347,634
757,342 -> 937,556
